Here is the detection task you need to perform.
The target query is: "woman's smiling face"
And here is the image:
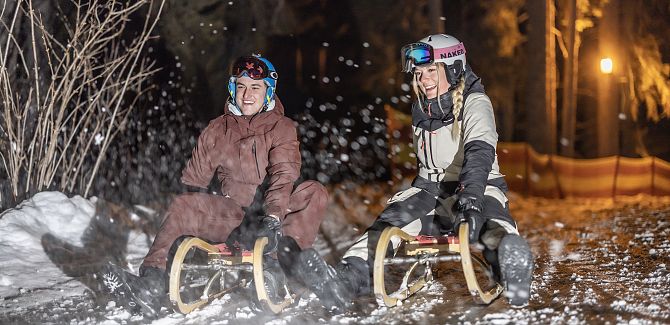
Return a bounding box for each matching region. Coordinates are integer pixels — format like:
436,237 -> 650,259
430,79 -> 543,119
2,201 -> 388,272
414,63 -> 450,99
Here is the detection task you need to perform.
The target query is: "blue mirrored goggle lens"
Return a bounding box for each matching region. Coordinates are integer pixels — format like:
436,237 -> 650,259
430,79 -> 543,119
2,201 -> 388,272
401,43 -> 433,72
408,48 -> 431,64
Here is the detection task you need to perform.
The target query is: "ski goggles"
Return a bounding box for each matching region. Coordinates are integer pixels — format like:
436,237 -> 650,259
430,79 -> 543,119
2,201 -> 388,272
400,42 -> 466,72
401,42 -> 432,72
231,56 -> 278,80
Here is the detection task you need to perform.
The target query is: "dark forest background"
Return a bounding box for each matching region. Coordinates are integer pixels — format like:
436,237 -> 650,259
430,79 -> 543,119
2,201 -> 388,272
1,0 -> 669,210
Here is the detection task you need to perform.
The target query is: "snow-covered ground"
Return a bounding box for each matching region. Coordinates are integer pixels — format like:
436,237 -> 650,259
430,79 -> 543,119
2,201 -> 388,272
0,190 -> 669,324
0,192 -> 152,322
0,192 -> 95,299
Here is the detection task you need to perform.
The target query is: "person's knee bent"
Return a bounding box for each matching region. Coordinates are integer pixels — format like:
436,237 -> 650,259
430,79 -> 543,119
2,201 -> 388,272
300,180 -> 329,205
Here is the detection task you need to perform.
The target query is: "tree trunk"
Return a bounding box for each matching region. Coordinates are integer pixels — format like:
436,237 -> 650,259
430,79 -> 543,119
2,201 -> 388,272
559,0 -> 577,157
597,0 -> 620,157
429,0 -> 445,34
499,95 -> 515,142
525,0 -> 557,154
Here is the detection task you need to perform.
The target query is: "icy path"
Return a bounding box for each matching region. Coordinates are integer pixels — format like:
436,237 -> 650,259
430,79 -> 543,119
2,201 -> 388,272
0,191 -> 668,324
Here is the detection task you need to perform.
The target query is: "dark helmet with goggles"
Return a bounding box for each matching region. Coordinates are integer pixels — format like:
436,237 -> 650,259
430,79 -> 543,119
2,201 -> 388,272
228,54 -> 278,109
400,34 -> 467,85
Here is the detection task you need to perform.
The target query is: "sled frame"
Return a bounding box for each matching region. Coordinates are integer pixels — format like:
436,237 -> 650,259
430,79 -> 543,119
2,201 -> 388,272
168,237 -> 294,314
373,223 -> 503,307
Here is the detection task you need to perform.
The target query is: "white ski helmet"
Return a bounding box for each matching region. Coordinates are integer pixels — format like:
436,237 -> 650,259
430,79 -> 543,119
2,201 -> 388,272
420,34 -> 466,67
401,34 -> 467,84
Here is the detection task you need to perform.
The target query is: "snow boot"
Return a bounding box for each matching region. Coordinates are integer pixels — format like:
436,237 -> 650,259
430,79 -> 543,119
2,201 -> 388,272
295,249 -> 360,312
251,257 -> 289,311
276,236 -> 302,278
99,263 -> 167,317
483,247 -> 501,282
498,234 -> 533,307
263,258 -> 288,300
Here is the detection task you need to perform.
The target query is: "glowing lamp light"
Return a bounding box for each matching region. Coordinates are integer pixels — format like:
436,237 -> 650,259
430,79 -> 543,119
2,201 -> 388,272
600,57 -> 613,74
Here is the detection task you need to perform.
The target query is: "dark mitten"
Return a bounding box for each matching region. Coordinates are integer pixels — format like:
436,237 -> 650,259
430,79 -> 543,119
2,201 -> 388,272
454,195 -> 486,243
256,216 -> 282,254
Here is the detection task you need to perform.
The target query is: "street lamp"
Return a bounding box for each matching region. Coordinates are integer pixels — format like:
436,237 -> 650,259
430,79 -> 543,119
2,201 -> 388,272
600,57 -> 613,74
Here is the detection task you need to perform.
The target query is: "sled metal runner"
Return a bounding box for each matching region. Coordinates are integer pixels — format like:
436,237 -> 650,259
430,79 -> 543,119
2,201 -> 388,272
373,223 -> 503,307
168,237 -> 294,314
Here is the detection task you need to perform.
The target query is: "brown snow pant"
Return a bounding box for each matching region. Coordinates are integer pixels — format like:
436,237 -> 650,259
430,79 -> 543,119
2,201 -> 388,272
142,181 -> 329,270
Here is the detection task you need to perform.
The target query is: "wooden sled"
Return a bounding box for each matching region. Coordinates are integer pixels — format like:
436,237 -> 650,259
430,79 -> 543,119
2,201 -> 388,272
168,236 -> 294,314
373,223 -> 503,307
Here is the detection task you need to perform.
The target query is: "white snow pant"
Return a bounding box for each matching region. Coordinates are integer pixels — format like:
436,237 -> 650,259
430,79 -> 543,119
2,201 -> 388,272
342,185 -> 520,262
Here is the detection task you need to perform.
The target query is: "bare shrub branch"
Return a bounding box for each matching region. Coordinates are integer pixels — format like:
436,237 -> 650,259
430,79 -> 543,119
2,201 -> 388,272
0,0 -> 165,205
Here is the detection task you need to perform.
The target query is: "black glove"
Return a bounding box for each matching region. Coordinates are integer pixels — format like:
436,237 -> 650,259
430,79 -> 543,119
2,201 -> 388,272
454,195 -> 486,243
256,216 -> 282,254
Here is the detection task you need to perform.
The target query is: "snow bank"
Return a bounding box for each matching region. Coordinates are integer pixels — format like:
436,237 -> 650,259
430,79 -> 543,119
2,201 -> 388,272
0,191 -> 153,316
0,192 -> 95,298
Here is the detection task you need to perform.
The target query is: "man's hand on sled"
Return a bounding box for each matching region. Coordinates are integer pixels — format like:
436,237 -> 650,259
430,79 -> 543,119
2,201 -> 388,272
257,215 -> 282,254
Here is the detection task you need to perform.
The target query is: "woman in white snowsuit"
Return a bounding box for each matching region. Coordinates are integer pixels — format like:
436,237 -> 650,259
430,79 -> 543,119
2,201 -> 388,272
298,34 -> 534,311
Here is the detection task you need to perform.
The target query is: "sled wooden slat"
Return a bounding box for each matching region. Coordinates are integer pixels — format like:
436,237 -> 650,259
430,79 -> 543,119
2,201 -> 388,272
252,237 -> 295,314
373,227 -> 430,307
458,223 -> 504,304
169,237 -> 237,313
169,236 -> 294,315
373,224 -> 503,307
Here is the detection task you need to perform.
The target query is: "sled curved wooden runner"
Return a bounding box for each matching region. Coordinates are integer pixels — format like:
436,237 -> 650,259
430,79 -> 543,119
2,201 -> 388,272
168,236 -> 293,314
458,223 -> 504,304
373,224 -> 503,307
252,237 -> 295,313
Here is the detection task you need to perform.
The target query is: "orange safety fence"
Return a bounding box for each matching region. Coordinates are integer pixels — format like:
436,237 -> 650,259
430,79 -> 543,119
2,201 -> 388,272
497,142 -> 670,198
384,105 -> 670,198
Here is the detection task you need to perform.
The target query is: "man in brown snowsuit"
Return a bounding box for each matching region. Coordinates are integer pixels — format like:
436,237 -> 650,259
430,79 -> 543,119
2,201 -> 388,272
101,54 -> 328,316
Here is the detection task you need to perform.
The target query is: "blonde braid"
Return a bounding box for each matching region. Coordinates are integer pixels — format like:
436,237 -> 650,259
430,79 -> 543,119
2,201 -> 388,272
450,76 -> 466,138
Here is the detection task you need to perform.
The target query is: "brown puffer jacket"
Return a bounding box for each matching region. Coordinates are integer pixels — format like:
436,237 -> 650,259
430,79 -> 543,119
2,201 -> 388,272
180,98 -> 300,219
